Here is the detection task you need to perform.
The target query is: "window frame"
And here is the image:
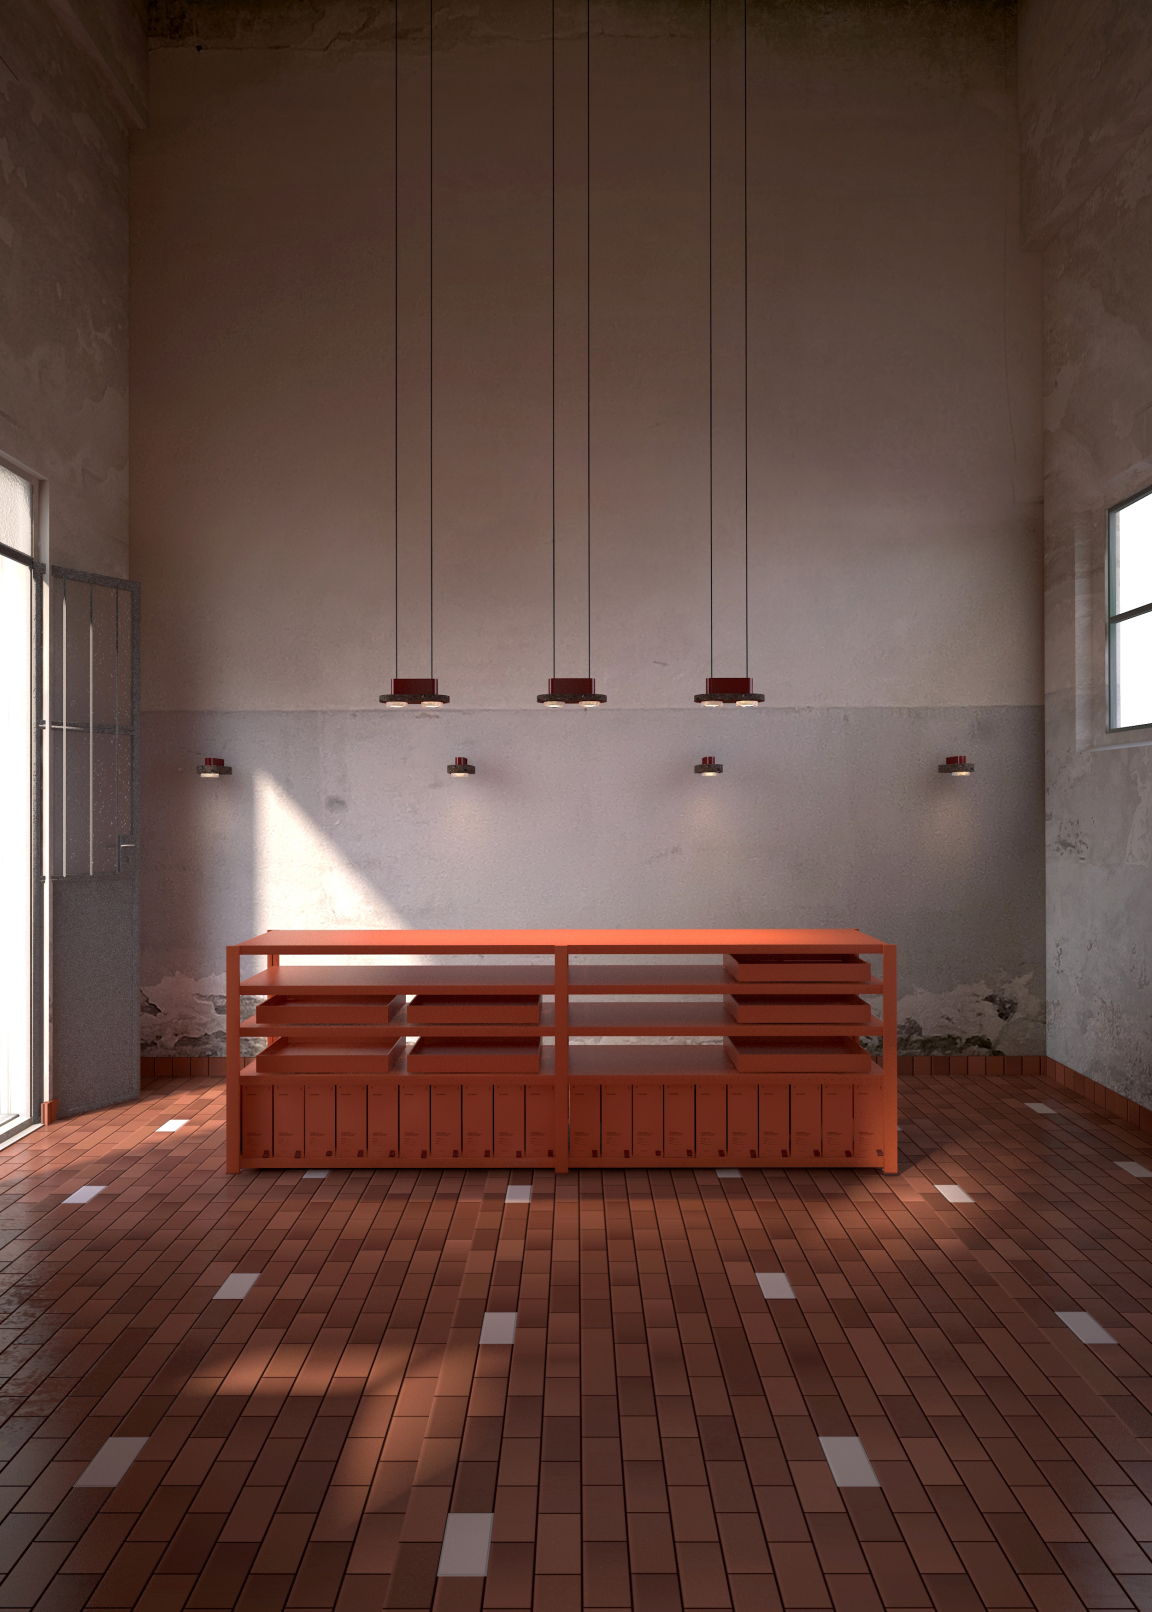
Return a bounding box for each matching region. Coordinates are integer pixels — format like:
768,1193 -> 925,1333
1107,484 -> 1152,733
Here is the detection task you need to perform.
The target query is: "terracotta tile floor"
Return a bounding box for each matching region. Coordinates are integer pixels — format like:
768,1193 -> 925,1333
2,1067 -> 1152,1610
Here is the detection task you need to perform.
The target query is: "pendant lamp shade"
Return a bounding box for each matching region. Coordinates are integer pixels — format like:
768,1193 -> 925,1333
694,676 -> 763,707
537,677 -> 606,707
380,678 -> 450,708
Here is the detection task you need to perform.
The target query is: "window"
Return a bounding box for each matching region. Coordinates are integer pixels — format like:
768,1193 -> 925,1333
1109,487 -> 1152,730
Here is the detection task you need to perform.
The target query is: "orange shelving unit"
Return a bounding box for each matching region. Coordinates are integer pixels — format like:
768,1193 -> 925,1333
226,928 -> 897,1174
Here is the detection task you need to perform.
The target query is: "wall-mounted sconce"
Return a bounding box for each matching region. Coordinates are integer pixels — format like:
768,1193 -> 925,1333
380,678 -> 450,708
694,677 -> 763,708
694,755 -> 723,776
938,755 -> 974,775
537,677 -> 607,707
197,757 -> 232,778
447,756 -> 475,777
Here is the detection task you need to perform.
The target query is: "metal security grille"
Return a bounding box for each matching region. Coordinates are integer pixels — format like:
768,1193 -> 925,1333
49,568 -> 140,878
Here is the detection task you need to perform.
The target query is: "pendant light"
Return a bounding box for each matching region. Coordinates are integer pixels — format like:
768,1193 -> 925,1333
939,755 -> 974,776
381,0 -> 451,711
537,0 -> 606,710
447,756 -> 475,776
694,0 -> 762,710
695,755 -> 723,775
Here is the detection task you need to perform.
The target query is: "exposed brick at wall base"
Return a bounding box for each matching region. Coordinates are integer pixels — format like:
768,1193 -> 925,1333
141,1057 -> 225,1081
899,1053 -> 1152,1138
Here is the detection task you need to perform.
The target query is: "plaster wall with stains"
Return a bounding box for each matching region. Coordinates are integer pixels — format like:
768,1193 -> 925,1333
132,0 -> 1046,1058
1021,0 -> 1152,1100
0,0 -> 145,576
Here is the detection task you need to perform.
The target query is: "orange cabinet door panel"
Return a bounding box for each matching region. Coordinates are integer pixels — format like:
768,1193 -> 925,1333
494,1086 -> 526,1160
570,1084 -> 600,1160
695,1085 -> 727,1160
759,1085 -> 789,1160
632,1086 -> 663,1160
305,1083 -> 336,1161
664,1086 -> 695,1158
399,1085 -> 430,1160
336,1085 -> 368,1161
601,1086 -> 632,1159
242,1086 -> 273,1160
790,1085 -> 821,1157
273,1084 -> 305,1162
431,1085 -> 462,1159
726,1084 -> 758,1160
853,1082 -> 885,1162
367,1083 -> 399,1159
821,1084 -> 853,1160
525,1085 -> 555,1159
462,1084 -> 493,1159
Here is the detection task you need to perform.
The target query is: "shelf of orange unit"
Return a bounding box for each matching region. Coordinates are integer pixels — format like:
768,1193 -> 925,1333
568,1002 -> 881,1037
566,1044 -> 883,1084
240,964 -> 556,996
383,1005 -> 556,1036
243,994 -> 403,1026
567,964 -> 883,995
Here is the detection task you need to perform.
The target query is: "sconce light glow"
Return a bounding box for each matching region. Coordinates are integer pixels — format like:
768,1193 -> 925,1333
197,757 -> 232,778
536,676 -> 606,707
447,756 -> 475,777
380,677 -> 450,708
694,755 -> 723,776
694,677 -> 763,708
938,755 -> 974,776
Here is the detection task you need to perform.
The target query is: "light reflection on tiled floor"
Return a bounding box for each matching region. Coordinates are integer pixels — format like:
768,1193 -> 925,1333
0,1069 -> 1151,1610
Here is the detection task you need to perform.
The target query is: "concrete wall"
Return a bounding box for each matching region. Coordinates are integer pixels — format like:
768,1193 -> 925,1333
132,0 -> 1045,1058
1024,0 -> 1152,1100
0,0 -> 145,575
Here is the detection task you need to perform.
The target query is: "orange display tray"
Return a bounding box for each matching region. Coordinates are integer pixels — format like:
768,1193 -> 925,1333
723,1037 -> 871,1073
246,993 -> 401,1025
241,965 -> 555,995
724,953 -> 871,983
253,1038 -> 403,1073
723,994 -> 871,1024
406,1037 -> 542,1074
407,994 -> 542,1025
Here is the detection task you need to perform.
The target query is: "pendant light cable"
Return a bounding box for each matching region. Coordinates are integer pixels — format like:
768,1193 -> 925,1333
429,0 -> 435,678
395,1 -> 401,678
708,0 -> 714,679
551,0 -> 557,680
743,0 -> 749,677
586,0 -> 592,680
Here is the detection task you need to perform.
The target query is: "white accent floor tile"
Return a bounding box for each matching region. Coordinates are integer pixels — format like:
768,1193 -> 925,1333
934,1183 -> 974,1203
437,1512 -> 494,1577
213,1272 -> 260,1300
75,1437 -> 148,1488
505,1185 -> 532,1203
63,1186 -> 105,1205
1025,1103 -> 1056,1114
716,1169 -> 741,1178
1056,1310 -> 1116,1345
819,1436 -> 880,1488
1117,1160 -> 1152,1178
304,1170 -> 328,1178
756,1272 -> 796,1300
479,1311 -> 518,1346
156,1119 -> 187,1132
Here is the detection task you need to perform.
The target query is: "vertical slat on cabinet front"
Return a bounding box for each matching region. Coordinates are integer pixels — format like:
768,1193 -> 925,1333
336,1084 -> 367,1161
822,1085 -> 854,1160
305,1083 -> 336,1161
399,1085 -> 430,1159
273,1083 -> 304,1162
695,1085 -> 727,1160
570,1084 -> 600,1159
367,1083 -> 399,1159
790,1086 -> 821,1157
853,1082 -> 884,1162
632,1086 -> 663,1160
494,1086 -> 525,1160
759,1084 -> 789,1160
601,1086 -> 632,1158
726,1085 -> 758,1160
526,1085 -> 555,1159
462,1084 -> 493,1159
431,1085 -> 462,1159
664,1086 -> 694,1158
242,1086 -> 273,1160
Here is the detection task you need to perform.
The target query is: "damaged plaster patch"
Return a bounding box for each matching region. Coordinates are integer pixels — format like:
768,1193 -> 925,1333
140,972 -> 257,1057
896,973 -> 1044,1056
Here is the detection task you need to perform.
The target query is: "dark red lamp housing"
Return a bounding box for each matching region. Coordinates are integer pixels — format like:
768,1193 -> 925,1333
380,678 -> 450,708
694,755 -> 723,775
938,755 -> 974,776
537,677 -> 607,707
447,756 -> 475,777
197,757 -> 232,778
694,676 -> 763,707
